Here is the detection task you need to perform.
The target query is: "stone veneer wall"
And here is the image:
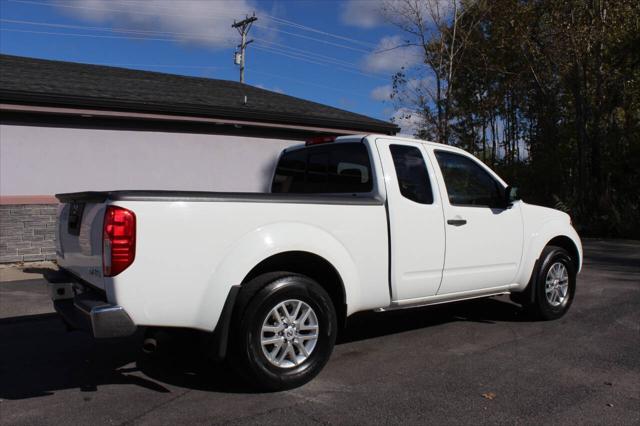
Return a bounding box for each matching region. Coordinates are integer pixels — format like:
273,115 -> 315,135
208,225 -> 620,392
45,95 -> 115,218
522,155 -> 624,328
0,204 -> 57,263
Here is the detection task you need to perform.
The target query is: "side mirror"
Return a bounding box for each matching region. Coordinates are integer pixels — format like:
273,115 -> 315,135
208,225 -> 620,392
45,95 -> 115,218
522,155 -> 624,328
505,186 -> 520,205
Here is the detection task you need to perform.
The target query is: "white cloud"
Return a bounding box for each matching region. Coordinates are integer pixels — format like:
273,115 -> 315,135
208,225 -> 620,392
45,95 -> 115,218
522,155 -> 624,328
393,76 -> 437,105
340,0 -> 385,28
364,35 -> 422,73
341,0 -> 456,29
391,107 -> 424,136
370,84 -> 393,101
53,0 -> 264,49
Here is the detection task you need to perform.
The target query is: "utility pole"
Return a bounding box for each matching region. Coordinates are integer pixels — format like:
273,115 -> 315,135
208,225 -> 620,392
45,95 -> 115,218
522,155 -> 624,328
232,13 -> 257,84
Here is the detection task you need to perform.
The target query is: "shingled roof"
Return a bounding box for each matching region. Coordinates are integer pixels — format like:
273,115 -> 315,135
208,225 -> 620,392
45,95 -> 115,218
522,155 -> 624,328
0,54 -> 398,135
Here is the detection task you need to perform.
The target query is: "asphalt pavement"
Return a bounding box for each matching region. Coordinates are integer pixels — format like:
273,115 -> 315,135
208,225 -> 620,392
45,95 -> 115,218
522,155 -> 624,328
0,239 -> 638,425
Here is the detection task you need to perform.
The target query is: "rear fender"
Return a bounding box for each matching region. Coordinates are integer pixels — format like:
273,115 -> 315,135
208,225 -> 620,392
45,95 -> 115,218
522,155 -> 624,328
196,222 -> 359,331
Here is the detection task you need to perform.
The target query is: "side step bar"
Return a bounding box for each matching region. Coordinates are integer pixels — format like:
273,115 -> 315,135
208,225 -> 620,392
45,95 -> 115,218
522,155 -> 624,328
376,291 -> 510,312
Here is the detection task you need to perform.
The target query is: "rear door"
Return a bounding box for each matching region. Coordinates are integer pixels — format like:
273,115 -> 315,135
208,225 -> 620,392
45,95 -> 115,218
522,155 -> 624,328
376,139 -> 446,301
430,148 -> 523,294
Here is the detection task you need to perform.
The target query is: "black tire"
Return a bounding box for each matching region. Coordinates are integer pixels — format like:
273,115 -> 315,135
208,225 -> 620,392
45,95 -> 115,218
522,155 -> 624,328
523,245 -> 576,320
230,273 -> 337,391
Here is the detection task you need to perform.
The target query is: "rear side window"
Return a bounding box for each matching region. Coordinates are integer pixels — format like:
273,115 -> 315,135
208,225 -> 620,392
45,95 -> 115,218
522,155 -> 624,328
272,143 -> 373,193
389,145 -> 434,204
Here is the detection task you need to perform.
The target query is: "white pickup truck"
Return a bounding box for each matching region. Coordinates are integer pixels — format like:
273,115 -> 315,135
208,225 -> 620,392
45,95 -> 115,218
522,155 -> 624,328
52,134 -> 582,390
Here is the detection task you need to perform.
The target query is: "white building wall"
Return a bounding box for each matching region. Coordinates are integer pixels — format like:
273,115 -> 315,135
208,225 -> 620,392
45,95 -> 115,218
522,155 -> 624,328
0,124 -> 298,196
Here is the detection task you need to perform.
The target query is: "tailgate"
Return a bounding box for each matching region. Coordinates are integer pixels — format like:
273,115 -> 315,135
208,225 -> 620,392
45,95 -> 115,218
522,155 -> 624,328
56,199 -> 106,289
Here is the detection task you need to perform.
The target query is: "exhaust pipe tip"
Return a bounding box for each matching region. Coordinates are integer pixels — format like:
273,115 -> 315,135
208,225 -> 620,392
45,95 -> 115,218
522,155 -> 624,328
142,337 -> 158,354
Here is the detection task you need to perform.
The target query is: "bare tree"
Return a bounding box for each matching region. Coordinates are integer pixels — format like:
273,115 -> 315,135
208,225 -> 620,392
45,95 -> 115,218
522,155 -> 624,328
381,0 -> 478,142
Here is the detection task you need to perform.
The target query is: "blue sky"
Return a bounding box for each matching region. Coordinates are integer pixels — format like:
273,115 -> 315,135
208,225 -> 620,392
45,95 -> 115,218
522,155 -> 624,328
0,0 -> 422,127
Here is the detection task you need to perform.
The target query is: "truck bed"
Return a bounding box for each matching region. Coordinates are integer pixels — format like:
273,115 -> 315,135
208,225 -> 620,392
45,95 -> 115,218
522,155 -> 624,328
55,189 -> 390,331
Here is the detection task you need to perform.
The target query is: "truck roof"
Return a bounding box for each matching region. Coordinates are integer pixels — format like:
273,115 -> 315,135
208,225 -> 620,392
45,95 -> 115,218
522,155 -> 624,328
285,134 -> 465,153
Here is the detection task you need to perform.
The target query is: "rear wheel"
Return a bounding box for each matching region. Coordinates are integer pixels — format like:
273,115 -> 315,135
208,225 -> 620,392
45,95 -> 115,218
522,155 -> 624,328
231,273 -> 337,391
522,245 -> 576,320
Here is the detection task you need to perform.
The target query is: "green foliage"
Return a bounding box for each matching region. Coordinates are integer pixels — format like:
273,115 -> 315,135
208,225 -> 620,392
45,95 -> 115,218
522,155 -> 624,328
390,0 -> 640,238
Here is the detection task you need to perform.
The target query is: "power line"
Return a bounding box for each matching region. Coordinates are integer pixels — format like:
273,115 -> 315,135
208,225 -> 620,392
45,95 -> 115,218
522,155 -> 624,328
0,46 -> 373,101
0,18 -> 231,39
1,3 -> 389,110
1,4 -> 394,81
8,0 -> 373,53
0,27 -> 365,75
0,18 -> 371,72
250,68 -> 373,100
257,39 -> 376,72
252,23 -> 371,53
252,45 -> 387,81
0,51 -> 370,99
0,27 -> 386,81
0,27 -> 182,42
261,14 -> 377,48
0,20 -> 376,76
96,0 -> 378,49
9,0 -> 200,19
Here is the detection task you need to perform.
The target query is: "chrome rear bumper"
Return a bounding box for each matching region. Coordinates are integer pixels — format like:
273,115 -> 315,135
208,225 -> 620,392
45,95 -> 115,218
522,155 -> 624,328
50,280 -> 136,339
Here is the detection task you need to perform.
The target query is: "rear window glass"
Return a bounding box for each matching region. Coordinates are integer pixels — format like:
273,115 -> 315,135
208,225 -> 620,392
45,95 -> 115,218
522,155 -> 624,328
272,149 -> 307,193
272,143 -> 373,194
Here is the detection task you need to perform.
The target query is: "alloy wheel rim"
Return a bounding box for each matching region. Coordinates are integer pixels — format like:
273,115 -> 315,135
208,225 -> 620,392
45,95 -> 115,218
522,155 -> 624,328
260,299 -> 319,368
545,262 -> 569,307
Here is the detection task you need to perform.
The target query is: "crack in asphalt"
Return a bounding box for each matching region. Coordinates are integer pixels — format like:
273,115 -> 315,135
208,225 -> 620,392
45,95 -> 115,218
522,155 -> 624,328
118,388 -> 192,426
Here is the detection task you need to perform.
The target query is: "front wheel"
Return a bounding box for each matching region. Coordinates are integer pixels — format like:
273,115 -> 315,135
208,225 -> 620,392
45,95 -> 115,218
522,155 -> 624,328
524,245 -> 577,320
231,274 -> 337,391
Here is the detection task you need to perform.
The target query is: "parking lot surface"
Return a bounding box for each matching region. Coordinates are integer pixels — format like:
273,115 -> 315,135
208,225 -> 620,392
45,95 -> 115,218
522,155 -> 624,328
1,239 -> 638,425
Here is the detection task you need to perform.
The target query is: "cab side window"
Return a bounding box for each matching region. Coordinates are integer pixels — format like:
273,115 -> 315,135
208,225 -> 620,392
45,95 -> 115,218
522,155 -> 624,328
434,150 -> 504,207
389,145 -> 434,204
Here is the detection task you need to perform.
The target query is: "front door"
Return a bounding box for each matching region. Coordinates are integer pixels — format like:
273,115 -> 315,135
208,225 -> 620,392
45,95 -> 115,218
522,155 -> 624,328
376,139 -> 446,301
430,148 -> 524,295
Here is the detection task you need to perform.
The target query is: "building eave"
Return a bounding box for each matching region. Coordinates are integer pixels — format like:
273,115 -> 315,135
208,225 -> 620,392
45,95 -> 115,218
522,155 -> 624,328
0,90 -> 399,135
0,103 -> 379,136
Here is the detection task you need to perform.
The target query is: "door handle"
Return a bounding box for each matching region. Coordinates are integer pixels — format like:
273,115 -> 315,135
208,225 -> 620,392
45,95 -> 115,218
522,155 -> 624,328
447,219 -> 467,226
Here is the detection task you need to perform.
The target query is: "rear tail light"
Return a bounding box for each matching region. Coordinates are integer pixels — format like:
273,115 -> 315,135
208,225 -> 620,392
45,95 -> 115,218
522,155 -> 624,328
103,206 -> 136,277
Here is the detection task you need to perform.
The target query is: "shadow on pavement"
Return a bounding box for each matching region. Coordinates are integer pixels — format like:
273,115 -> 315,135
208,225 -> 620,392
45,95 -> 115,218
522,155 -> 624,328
340,297 -> 530,343
0,297 -> 529,400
